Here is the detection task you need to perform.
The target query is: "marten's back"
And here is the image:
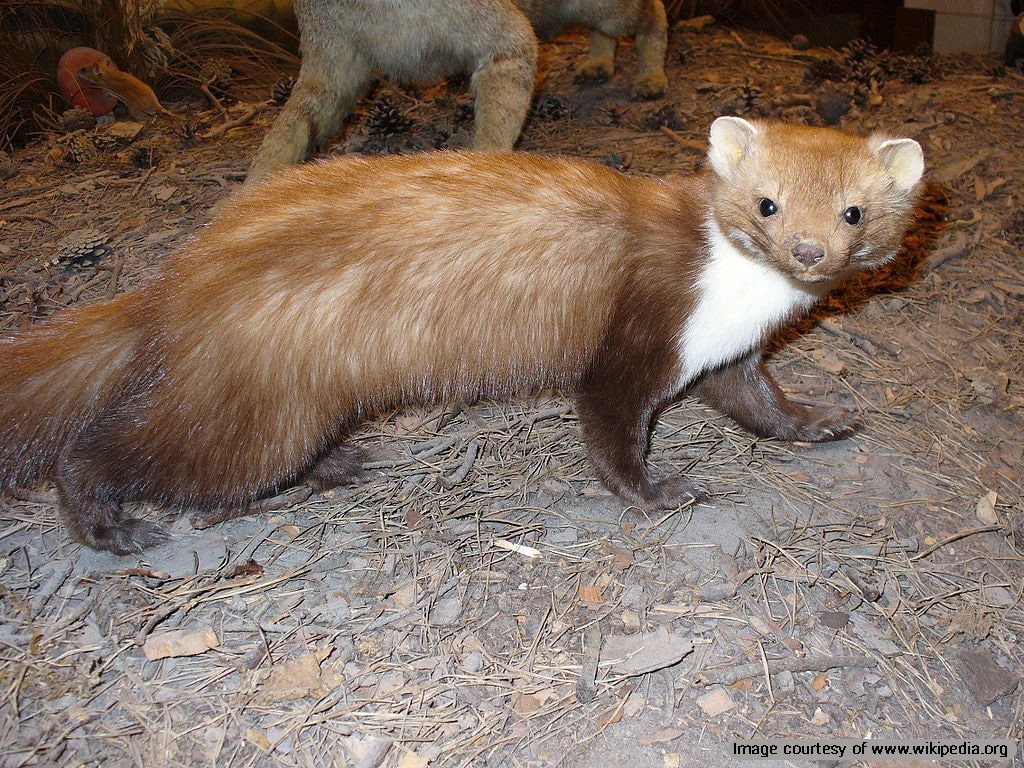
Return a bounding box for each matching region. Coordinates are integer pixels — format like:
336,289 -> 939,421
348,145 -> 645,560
79,153 -> 705,504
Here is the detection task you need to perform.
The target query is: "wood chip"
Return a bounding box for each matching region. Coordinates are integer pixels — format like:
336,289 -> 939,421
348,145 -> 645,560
602,627 -> 693,677
696,686 -> 736,716
143,628 -> 219,660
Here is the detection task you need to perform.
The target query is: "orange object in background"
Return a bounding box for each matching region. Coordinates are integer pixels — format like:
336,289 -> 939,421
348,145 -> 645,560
57,47 -> 119,116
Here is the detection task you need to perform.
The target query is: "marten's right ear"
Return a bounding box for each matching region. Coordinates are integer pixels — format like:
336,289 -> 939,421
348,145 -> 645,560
708,117 -> 759,180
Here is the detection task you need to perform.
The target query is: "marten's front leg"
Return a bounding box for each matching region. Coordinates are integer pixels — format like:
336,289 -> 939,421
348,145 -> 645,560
576,314 -> 706,510
691,352 -> 858,442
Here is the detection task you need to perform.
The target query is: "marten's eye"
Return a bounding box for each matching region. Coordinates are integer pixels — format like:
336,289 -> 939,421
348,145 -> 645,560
844,206 -> 863,225
758,198 -> 777,217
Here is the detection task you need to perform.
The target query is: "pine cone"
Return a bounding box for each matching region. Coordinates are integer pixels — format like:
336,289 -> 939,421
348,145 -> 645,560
58,132 -> 98,164
60,107 -> 96,133
199,57 -> 232,93
533,94 -> 569,122
54,229 -> 111,268
272,74 -> 296,105
365,97 -> 414,138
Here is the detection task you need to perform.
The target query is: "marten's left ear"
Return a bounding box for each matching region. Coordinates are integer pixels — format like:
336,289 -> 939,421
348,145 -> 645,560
708,117 -> 759,180
873,137 -> 924,192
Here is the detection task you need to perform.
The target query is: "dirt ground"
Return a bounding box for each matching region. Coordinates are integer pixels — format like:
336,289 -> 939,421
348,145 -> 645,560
1,20 -> 1023,768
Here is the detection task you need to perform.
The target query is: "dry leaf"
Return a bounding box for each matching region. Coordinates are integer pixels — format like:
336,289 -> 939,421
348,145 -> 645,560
621,609 -> 641,632
579,585 -> 603,604
810,673 -> 828,691
244,728 -> 270,751
975,490 -> 998,525
261,650 -> 331,701
664,755 -> 682,768
512,687 -> 555,715
143,628 -> 219,660
811,349 -> 845,374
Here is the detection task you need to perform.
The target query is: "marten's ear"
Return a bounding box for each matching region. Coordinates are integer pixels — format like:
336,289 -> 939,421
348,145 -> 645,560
708,117 -> 759,180
873,137 -> 924,192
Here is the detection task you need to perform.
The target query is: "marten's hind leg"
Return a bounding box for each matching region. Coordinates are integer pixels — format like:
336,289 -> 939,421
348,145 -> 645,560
189,444 -> 368,530
55,456 -> 166,554
304,444 -> 368,491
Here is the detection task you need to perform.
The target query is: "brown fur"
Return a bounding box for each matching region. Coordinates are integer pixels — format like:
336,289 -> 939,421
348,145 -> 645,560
0,121 -> 923,553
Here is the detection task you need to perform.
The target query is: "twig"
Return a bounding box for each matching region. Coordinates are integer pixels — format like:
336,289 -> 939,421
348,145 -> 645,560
910,525 -> 1003,562
576,622 -> 602,703
819,318 -> 900,358
697,654 -> 877,687
659,125 -> 705,153
924,231 -> 970,270
439,437 -> 480,488
202,101 -> 272,140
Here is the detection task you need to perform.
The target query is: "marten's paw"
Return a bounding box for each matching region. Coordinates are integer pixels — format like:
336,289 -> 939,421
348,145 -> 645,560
631,72 -> 668,100
644,476 -> 709,510
92,519 -> 168,555
791,404 -> 859,442
575,59 -> 614,84
305,444 -> 369,492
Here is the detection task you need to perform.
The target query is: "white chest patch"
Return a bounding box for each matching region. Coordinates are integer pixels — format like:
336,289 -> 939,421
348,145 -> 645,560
676,221 -> 823,388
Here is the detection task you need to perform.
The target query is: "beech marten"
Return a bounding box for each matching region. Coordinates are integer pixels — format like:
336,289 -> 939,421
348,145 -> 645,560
0,117 -> 924,554
248,0 -> 668,183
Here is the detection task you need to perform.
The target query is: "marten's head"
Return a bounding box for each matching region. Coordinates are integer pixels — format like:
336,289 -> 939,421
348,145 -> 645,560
706,116 -> 924,283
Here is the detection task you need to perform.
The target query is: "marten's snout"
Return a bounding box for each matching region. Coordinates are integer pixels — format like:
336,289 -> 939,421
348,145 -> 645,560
792,240 -> 825,267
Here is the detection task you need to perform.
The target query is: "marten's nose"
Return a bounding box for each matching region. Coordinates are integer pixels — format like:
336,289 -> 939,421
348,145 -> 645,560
792,241 -> 825,267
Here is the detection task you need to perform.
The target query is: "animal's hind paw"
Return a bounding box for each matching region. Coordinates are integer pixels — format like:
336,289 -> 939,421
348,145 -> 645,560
644,476 -> 708,511
92,518 -> 168,555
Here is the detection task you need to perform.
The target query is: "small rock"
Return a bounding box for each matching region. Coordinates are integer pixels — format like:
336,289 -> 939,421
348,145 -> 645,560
462,651 -> 483,673
957,649 -> 1019,705
818,610 -> 850,629
791,34 -> 811,51
776,669 -> 795,694
696,686 -> 736,716
975,490 -> 999,525
816,90 -> 851,125
429,594 -> 464,627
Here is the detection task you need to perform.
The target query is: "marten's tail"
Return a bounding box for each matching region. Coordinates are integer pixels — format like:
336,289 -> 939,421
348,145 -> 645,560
0,292 -> 145,493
